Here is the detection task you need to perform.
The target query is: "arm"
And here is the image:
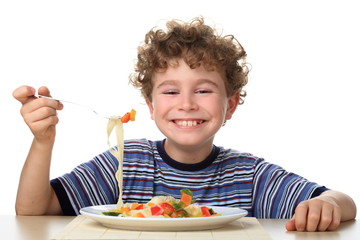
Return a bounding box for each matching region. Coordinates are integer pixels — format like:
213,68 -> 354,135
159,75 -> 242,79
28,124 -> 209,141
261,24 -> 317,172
13,86 -> 64,215
286,190 -> 357,232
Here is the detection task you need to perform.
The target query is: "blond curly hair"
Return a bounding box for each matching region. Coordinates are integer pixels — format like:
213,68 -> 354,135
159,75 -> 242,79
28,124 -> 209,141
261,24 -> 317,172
129,17 -> 250,105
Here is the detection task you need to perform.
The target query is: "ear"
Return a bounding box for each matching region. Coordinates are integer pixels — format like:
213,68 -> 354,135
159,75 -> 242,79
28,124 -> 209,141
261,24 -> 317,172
225,92 -> 240,120
146,100 -> 155,120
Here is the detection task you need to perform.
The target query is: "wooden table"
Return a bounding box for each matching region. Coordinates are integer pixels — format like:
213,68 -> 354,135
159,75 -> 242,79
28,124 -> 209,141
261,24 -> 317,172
0,215 -> 358,240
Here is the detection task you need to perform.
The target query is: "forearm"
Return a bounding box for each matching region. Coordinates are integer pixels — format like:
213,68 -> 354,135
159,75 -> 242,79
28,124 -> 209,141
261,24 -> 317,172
319,190 -> 357,221
15,138 -> 60,215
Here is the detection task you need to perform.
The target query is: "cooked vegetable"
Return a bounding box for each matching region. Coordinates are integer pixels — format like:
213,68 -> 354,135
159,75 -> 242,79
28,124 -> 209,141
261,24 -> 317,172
180,191 -> 192,207
159,203 -> 175,215
102,212 -> 121,216
201,206 -> 211,217
102,189 -> 221,218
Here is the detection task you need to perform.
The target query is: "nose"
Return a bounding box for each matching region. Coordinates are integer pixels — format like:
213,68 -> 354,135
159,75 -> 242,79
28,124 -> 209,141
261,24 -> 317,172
178,93 -> 198,111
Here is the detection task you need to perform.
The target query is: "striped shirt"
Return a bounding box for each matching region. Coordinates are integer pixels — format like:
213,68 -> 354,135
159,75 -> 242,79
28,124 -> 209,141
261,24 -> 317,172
51,138 -> 327,217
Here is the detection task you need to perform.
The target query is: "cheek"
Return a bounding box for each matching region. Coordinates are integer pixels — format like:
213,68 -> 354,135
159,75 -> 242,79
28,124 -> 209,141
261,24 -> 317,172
148,101 -> 166,121
207,98 -> 227,114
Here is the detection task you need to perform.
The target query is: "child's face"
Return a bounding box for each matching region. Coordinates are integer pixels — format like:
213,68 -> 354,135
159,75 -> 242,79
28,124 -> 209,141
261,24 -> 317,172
146,58 -> 239,150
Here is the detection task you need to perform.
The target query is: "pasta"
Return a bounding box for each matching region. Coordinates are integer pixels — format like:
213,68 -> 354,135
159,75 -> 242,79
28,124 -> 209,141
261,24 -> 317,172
102,189 -> 222,218
107,110 -> 136,208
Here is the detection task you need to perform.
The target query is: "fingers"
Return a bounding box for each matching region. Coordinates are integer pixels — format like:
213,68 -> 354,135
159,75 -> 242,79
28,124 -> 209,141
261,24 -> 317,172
13,85 -> 36,104
22,98 -> 63,141
327,205 -> 341,231
14,85 -> 63,141
37,86 -> 51,97
21,96 -> 64,131
293,202 -> 310,231
21,95 -> 63,116
22,102 -> 60,123
306,201 -> 322,232
13,85 -> 53,104
286,199 -> 341,232
13,85 -> 63,116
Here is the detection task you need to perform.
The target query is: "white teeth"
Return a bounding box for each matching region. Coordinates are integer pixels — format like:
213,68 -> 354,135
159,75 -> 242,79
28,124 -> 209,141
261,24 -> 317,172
176,120 -> 203,126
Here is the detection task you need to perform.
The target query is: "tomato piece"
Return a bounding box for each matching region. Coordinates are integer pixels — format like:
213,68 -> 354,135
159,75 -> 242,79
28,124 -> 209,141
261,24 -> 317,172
150,205 -> 164,216
134,204 -> 144,210
159,203 -> 175,215
201,206 -> 211,217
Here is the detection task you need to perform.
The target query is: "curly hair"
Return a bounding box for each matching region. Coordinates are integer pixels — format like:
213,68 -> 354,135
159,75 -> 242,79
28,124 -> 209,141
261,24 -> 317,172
129,17 -> 250,105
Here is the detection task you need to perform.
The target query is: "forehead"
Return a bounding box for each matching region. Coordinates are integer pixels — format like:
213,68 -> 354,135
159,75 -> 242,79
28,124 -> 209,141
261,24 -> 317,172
152,58 -> 225,86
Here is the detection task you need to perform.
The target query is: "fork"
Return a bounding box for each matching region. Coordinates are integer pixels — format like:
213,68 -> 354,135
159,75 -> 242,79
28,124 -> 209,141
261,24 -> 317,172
34,94 -> 116,119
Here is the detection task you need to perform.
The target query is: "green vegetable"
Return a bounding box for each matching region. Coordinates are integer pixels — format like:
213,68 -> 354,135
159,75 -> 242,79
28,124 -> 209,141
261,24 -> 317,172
176,210 -> 189,218
102,211 -> 121,216
180,189 -> 193,197
172,201 -> 184,211
208,208 -> 217,215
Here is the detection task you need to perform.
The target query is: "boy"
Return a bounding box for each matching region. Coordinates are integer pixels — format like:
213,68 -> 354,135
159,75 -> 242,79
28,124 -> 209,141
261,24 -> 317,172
13,17 -> 356,232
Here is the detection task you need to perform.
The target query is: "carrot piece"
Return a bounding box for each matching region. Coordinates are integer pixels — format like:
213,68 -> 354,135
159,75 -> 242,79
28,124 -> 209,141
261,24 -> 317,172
119,206 -> 130,213
120,109 -> 136,123
135,212 -> 145,218
130,109 -> 136,121
180,192 -> 192,207
120,112 -> 131,123
131,202 -> 140,210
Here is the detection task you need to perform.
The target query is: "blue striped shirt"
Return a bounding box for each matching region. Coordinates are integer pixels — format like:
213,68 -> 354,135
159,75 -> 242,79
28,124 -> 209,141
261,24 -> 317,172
51,138 -> 327,218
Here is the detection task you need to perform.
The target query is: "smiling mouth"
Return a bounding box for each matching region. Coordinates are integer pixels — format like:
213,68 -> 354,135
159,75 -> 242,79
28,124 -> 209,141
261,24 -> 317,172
173,120 -> 205,127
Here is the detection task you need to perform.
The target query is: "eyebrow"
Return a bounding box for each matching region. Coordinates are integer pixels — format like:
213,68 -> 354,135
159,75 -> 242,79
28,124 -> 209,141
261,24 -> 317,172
156,79 -> 220,89
156,80 -> 178,89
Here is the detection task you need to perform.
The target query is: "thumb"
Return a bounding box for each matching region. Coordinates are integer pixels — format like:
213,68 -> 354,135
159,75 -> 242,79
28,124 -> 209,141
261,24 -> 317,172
13,85 -> 36,104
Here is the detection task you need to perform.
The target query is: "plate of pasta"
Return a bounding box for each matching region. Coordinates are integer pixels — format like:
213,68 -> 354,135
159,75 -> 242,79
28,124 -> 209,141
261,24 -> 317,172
80,204 -> 247,231
80,189 -> 247,231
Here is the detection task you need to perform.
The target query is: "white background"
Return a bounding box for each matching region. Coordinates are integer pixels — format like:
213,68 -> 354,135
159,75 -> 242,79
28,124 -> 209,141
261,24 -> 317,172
1,0 -> 359,216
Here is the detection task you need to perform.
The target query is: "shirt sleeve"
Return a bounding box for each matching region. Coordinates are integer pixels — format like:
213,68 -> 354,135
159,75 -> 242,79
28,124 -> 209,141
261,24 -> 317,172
252,159 -> 329,219
50,151 -> 119,215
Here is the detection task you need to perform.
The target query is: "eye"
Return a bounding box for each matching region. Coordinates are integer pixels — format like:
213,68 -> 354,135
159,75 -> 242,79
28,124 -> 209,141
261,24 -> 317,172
163,90 -> 179,95
195,89 -> 212,94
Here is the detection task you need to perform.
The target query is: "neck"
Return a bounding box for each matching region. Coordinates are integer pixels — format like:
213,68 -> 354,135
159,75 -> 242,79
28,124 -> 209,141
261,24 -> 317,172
163,139 -> 214,164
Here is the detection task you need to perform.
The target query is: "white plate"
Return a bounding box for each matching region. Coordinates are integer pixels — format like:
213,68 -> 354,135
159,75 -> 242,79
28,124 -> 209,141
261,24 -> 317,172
80,204 -> 248,231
